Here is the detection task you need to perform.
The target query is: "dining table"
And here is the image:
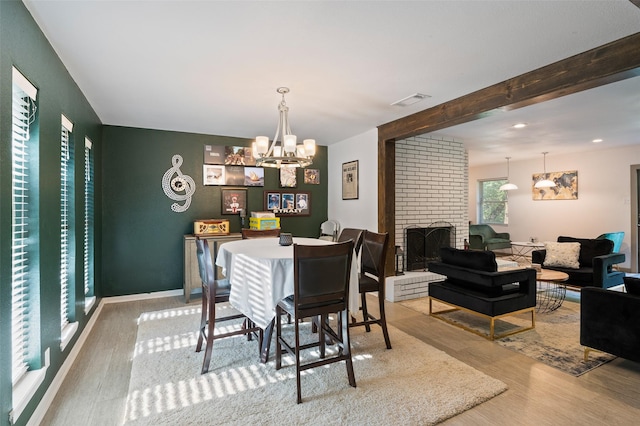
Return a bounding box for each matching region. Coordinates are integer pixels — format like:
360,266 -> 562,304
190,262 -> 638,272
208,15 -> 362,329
215,236 -> 360,363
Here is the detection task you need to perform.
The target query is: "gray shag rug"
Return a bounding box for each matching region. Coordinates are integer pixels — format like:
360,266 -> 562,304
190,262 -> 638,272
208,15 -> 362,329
401,297 -> 615,376
124,305 -> 507,425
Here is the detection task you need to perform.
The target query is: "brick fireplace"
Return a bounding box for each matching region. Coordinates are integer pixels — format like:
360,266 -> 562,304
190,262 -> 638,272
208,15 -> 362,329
386,134 -> 469,301
405,223 -> 455,271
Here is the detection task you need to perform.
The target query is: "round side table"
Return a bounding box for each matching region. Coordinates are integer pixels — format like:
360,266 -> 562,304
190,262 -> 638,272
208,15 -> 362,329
535,269 -> 569,313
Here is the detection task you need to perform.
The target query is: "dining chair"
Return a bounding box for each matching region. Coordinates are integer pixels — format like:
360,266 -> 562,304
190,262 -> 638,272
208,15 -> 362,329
275,240 -> 356,403
319,219 -> 340,241
350,230 -> 392,349
241,228 -> 281,239
195,237 -> 263,374
337,228 -> 365,255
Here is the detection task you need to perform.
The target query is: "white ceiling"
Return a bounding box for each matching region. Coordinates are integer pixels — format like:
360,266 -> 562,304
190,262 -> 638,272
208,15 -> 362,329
22,0 -> 640,166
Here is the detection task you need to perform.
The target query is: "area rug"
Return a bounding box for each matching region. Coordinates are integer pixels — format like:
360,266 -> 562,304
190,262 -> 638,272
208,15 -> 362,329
123,305 -> 507,425
400,297 -> 616,376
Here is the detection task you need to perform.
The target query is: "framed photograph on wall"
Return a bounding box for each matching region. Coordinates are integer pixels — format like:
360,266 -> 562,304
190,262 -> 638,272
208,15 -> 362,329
203,164 -> 225,185
225,146 -> 248,165
280,167 -> 297,188
266,192 -> 281,210
304,168 -> 320,185
532,170 -> 578,200
342,160 -> 359,200
204,144 -> 225,165
281,193 -> 295,210
244,167 -> 264,186
264,190 -> 311,216
221,187 -> 247,214
224,165 -> 245,185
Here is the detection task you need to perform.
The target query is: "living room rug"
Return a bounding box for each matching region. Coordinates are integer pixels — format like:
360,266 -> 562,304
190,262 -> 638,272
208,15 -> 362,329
400,297 -> 616,376
123,305 -> 507,425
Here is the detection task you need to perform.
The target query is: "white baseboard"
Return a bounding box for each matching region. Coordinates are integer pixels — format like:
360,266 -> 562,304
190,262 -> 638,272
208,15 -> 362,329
26,288 -> 186,425
26,300 -> 105,426
102,289 -> 185,304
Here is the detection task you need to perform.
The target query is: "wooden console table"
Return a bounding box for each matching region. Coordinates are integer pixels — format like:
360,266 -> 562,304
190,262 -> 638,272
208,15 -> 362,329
183,233 -> 241,303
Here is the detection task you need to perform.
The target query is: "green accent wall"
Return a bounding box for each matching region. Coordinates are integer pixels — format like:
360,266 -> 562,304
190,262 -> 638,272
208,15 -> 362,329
0,1 -> 327,425
0,2 -> 103,425
101,126 -> 328,296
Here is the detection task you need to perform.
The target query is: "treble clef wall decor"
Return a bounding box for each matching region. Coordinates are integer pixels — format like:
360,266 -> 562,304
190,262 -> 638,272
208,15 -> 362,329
162,154 -> 196,212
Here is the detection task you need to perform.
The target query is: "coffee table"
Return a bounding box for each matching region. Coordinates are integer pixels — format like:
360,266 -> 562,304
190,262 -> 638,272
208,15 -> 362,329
510,241 -> 545,264
536,269 -> 569,313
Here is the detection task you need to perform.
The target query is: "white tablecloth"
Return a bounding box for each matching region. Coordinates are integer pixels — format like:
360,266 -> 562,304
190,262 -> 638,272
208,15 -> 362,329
215,237 -> 360,329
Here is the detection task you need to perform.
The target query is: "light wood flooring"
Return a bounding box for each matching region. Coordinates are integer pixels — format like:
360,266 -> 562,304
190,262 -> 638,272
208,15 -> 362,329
40,293 -> 640,426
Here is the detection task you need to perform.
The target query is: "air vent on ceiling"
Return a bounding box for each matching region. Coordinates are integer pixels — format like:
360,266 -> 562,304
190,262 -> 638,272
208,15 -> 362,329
391,93 -> 431,107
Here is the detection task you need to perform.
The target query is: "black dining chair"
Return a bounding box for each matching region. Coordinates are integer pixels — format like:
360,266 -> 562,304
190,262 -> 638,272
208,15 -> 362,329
195,237 -> 263,374
337,228 -> 365,256
350,230 -> 392,349
241,228 -> 281,239
275,240 -> 356,403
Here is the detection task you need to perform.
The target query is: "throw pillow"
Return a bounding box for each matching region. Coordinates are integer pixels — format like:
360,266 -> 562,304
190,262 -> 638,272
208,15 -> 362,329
543,242 -> 581,269
624,277 -> 640,295
558,236 -> 613,267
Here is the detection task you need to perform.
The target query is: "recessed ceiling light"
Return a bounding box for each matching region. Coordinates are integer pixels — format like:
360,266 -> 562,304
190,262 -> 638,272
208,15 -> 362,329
512,123 -> 527,129
592,138 -> 603,143
391,93 -> 431,107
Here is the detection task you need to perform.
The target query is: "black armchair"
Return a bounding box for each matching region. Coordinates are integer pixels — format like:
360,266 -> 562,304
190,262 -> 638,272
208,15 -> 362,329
428,247 -> 536,340
531,236 -> 624,289
580,285 -> 640,363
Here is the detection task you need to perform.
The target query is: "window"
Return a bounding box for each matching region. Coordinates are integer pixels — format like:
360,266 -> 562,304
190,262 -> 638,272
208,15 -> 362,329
478,179 -> 509,224
11,67 -> 39,385
84,138 -> 95,311
60,115 -> 78,348
10,67 -> 47,425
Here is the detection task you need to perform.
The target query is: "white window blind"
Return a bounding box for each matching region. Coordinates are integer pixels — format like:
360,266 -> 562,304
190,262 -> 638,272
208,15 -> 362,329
11,67 -> 37,385
84,138 -> 94,298
60,115 -> 74,330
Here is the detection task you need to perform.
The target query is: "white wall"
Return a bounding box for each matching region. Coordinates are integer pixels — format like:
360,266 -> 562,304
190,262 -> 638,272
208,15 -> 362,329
469,145 -> 640,269
327,128 -> 378,232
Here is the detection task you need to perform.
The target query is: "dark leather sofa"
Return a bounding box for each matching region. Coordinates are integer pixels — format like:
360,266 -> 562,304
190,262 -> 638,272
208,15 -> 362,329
428,247 -> 536,340
531,236 -> 625,289
580,280 -> 640,363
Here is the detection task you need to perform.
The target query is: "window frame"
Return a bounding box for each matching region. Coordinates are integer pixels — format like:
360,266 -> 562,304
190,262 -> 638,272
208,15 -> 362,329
10,66 -> 47,425
84,137 -> 96,312
60,114 -> 78,351
478,178 -> 509,225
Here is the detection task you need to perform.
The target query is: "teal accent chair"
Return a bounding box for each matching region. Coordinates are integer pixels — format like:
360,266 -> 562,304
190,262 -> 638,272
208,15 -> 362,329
469,224 -> 511,251
597,232 -> 624,253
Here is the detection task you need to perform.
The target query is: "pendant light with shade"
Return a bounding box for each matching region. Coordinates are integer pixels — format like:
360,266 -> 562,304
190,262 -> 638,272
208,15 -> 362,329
534,152 -> 556,188
499,157 -> 518,191
253,87 -> 315,168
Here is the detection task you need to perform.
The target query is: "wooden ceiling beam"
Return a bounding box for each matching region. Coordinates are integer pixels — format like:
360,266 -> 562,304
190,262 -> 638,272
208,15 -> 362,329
378,32 -> 640,142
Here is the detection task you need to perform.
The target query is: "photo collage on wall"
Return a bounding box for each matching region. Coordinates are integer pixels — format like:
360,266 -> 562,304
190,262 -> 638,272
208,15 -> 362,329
203,144 -> 321,188
203,145 -> 265,187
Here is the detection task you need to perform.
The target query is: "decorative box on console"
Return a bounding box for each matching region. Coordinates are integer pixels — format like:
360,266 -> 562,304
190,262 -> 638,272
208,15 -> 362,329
194,219 -> 230,235
249,217 -> 280,230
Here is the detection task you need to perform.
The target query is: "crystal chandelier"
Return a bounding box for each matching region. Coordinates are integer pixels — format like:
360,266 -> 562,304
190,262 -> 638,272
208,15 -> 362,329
253,87 -> 315,168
